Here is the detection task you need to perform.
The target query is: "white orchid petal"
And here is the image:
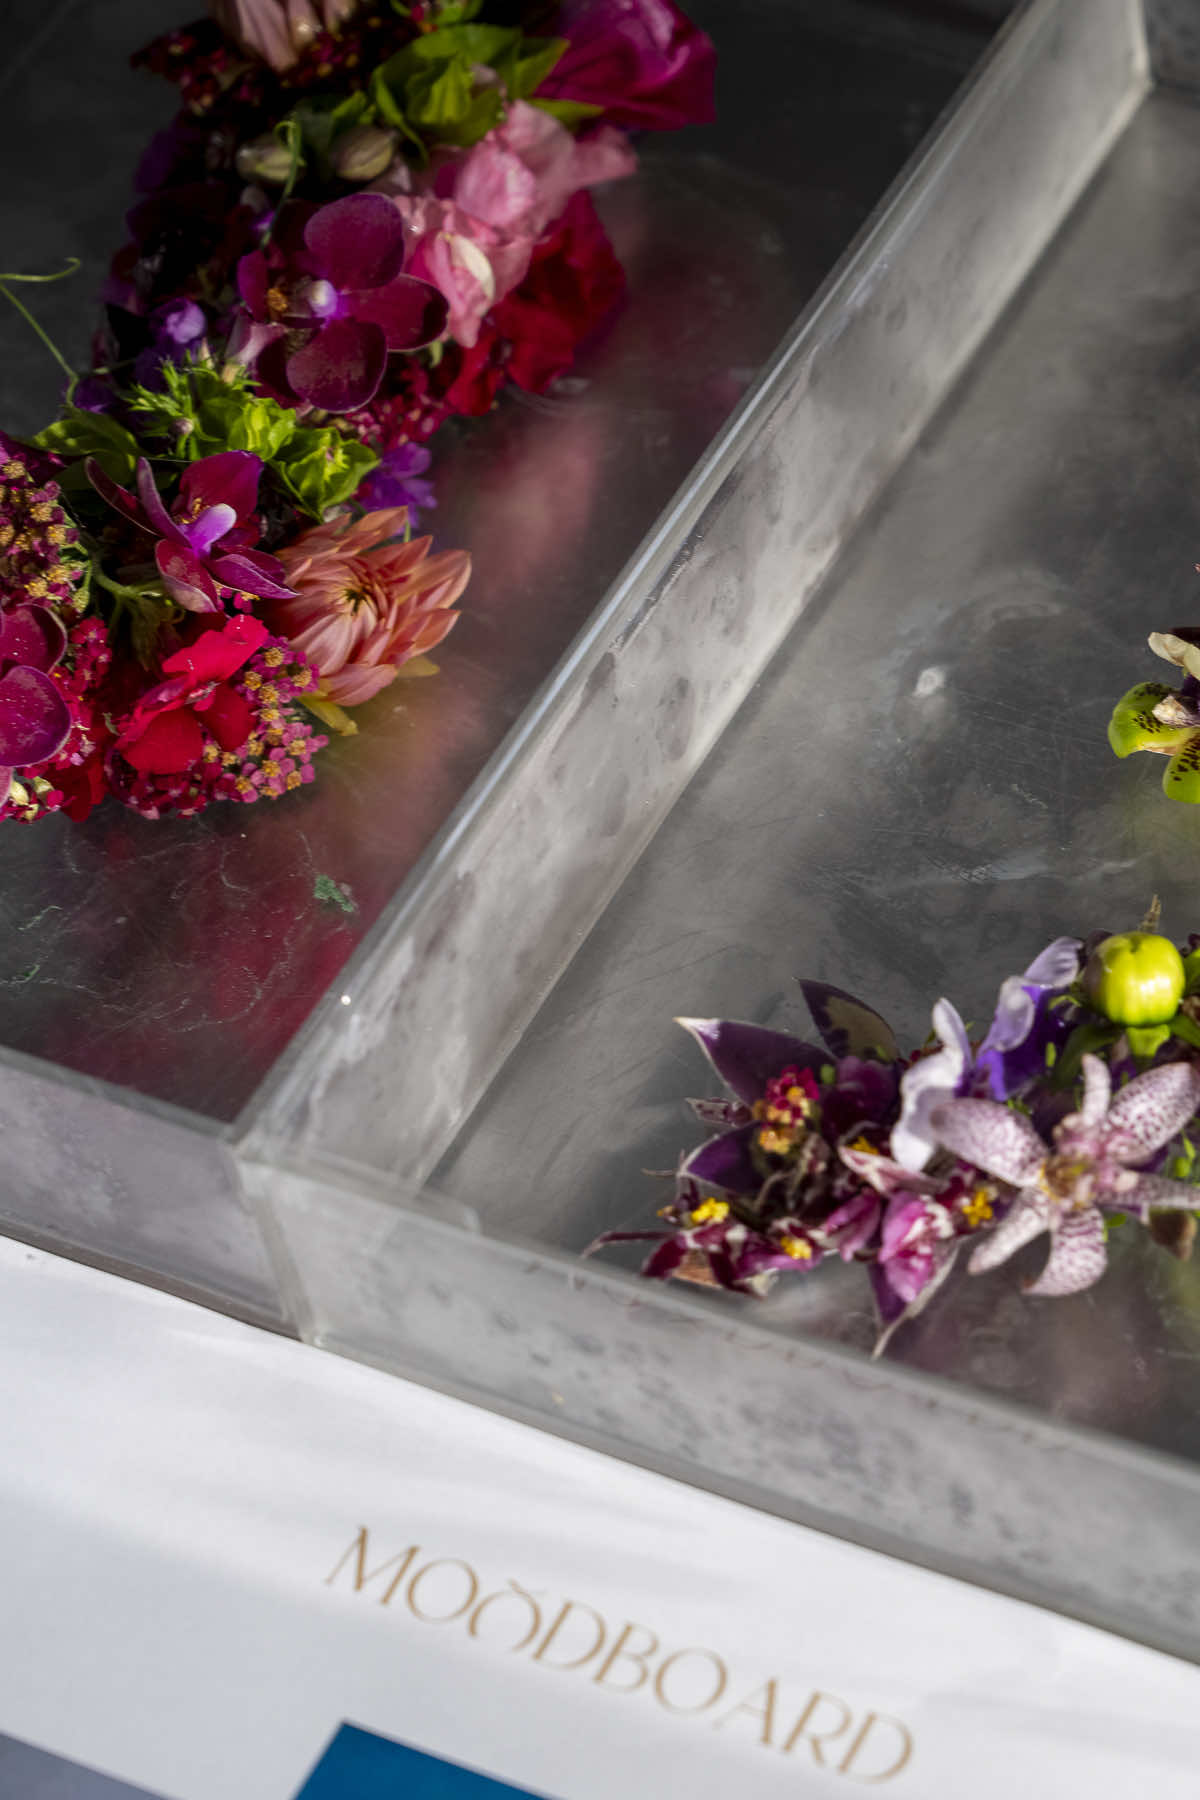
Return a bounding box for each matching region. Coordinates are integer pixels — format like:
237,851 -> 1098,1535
1078,1053 -> 1112,1129
1102,1060 -> 1200,1163
932,1098 -> 1047,1187
1124,1172 -> 1200,1218
891,1000 -> 970,1172
1026,1208 -> 1107,1297
967,1191 -> 1051,1274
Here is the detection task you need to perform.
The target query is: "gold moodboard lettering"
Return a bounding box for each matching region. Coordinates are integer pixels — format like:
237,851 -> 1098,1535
324,1526 -> 915,1784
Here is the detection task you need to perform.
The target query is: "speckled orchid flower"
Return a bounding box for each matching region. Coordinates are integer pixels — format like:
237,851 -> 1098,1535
932,1054 -> 1200,1297
231,195 -> 448,414
88,451 -> 294,612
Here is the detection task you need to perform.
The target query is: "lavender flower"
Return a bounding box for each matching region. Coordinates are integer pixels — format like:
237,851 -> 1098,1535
933,1054 -> 1200,1296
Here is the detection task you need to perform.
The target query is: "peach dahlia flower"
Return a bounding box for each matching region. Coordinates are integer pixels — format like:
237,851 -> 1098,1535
271,508 -> 470,707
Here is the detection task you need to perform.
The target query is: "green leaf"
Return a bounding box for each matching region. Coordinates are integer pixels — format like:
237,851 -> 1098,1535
1183,948 -> 1200,996
531,97 -> 605,127
275,430 -> 379,515
1127,1023 -> 1171,1061
1052,1020 -> 1121,1088
496,33 -> 566,100
1163,736 -> 1200,803
31,409 -> 139,483
1169,1012 -> 1200,1051
1107,682 -> 1190,758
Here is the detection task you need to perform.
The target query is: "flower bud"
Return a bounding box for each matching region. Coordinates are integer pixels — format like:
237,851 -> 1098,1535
235,133 -> 294,185
330,124 -> 398,183
1083,932 -> 1186,1026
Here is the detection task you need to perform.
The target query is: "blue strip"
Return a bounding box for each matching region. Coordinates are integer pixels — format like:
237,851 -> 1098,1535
294,1725 -> 548,1798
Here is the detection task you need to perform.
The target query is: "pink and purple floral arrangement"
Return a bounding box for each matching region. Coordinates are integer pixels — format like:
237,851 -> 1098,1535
0,0 -> 714,823
591,917 -> 1200,1352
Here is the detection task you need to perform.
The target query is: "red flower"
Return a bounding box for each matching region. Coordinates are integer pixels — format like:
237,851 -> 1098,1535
113,614 -> 269,775
537,0 -> 716,132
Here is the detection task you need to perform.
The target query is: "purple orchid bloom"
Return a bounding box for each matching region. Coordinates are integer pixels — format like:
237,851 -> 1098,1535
974,935 -> 1081,1100
0,605 -> 73,801
231,194 -> 448,414
837,1140 -> 962,1349
933,1054 -> 1200,1297
87,451 -> 294,612
133,297 -> 208,390
675,1017 -> 825,1194
356,443 -> 437,519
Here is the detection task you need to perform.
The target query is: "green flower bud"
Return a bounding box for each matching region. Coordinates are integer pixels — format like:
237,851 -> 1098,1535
331,125 -> 398,183
1083,932 -> 1186,1027
236,133 -> 294,185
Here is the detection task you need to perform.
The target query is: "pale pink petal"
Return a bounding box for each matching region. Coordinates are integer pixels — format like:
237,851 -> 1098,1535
1076,1053 -> 1112,1129
323,663 -> 398,705
1102,1060 -> 1200,1164
967,1191 -> 1051,1275
931,1098 -> 1047,1188
1123,1172 -> 1200,1219
1026,1207 -> 1107,1297
454,142 -> 539,232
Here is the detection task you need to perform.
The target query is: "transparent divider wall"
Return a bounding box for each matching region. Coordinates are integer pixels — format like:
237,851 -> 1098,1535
0,0 -> 1005,1318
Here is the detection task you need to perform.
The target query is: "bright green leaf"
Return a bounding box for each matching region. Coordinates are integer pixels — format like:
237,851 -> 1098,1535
32,408 -> 139,483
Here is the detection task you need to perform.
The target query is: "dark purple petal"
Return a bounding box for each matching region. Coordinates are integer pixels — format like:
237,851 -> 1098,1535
135,460 -> 185,545
642,1236 -> 695,1281
208,548 -> 296,600
178,451 -> 262,527
85,458 -> 148,531
285,317 -> 387,413
676,1017 -> 823,1105
237,250 -> 274,321
681,1122 -> 761,1194
304,194 -> 408,292
154,540 -> 221,613
0,605 -> 66,674
799,981 -> 899,1062
347,275 -> 448,350
0,665 -> 72,765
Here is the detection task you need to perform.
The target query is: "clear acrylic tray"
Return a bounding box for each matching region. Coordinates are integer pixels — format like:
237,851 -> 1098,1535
15,0 -> 1200,1667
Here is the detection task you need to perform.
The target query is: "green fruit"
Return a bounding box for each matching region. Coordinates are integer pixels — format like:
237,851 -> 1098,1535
1083,932 -> 1186,1027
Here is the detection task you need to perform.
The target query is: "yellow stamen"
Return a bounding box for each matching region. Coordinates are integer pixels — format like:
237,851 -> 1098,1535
779,1236 -> 813,1261
690,1198 -> 730,1225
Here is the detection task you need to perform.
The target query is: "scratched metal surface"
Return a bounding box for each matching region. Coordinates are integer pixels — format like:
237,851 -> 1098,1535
431,87 -> 1200,1462
0,1 -> 979,1120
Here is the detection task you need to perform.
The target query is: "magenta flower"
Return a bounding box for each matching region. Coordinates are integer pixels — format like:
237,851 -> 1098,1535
87,451 -> 294,612
231,194 -> 448,413
0,604 -> 73,802
933,1055 -> 1200,1297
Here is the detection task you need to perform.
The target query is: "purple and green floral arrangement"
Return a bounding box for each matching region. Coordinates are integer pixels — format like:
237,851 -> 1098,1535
0,0 -> 713,824
591,916 -> 1200,1352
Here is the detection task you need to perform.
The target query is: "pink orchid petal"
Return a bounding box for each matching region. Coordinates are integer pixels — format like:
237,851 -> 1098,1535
136,459 -> 185,545
0,665 -> 72,765
85,458 -> 148,532
1025,1207 -> 1107,1298
347,275 -> 448,350
179,451 -> 262,525
154,541 -> 221,613
1102,1059 -> 1200,1163
285,317 -> 387,413
209,548 -> 297,601
967,1191 -> 1051,1276
304,193 -> 408,292
0,605 -> 67,674
182,502 -> 238,559
237,249 -> 274,319
931,1097 -> 1046,1188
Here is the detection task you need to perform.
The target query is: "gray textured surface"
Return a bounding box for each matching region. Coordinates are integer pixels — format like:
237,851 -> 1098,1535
256,0 -> 1146,1184
1144,0 -> 1200,88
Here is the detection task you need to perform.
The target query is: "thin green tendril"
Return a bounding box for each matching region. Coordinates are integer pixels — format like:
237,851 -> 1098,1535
0,259 -> 83,394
